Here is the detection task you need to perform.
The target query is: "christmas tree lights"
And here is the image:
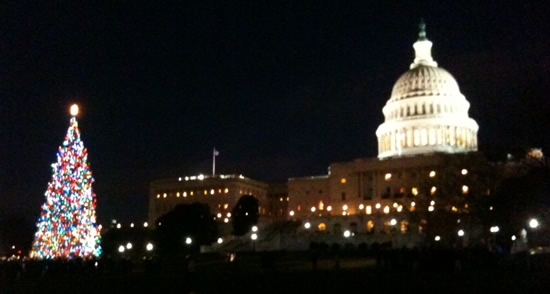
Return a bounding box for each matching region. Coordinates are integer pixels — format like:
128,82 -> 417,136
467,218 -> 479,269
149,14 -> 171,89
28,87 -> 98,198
30,105 -> 101,259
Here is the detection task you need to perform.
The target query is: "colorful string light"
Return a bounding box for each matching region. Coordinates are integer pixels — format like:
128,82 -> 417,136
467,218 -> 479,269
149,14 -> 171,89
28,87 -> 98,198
30,116 -> 101,259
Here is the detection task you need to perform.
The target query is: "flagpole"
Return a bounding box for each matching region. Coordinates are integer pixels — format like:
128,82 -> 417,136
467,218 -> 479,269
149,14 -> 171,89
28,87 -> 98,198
212,148 -> 216,176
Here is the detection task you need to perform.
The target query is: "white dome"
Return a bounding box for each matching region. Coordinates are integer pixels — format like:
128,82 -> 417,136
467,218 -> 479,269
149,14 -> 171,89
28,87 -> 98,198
390,65 -> 461,102
376,22 -> 479,159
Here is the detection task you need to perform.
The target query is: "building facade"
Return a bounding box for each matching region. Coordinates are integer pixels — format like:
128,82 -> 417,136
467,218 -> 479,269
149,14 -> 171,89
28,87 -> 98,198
286,22 -> 486,247
148,174 -> 269,226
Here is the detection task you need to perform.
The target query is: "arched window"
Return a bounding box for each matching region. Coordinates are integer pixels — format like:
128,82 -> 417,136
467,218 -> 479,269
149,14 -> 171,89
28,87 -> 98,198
420,128 -> 428,146
318,223 -> 326,231
428,128 -> 436,145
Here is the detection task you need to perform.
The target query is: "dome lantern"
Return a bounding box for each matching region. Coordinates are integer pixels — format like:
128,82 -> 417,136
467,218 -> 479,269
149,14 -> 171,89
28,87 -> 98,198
411,19 -> 437,69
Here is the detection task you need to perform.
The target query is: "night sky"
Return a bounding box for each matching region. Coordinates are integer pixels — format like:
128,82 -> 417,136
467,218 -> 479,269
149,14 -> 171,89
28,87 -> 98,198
0,1 -> 549,226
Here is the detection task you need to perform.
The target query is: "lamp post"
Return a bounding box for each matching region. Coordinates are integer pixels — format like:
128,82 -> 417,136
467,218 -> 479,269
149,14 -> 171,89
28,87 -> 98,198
251,233 -> 258,252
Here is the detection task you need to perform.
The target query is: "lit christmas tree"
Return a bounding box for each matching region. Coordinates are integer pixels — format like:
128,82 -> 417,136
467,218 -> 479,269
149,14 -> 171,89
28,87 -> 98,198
30,104 -> 101,259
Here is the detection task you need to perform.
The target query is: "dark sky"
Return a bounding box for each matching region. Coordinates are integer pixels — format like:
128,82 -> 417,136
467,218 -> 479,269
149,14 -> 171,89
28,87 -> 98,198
0,1 -> 549,225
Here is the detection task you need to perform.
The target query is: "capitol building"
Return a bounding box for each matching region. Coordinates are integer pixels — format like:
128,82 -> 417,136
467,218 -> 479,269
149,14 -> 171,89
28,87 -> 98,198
149,22 -> 512,250
284,21 -> 487,248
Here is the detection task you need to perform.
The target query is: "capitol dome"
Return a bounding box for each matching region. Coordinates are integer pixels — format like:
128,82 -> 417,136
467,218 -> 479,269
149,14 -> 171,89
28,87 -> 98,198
376,21 -> 479,159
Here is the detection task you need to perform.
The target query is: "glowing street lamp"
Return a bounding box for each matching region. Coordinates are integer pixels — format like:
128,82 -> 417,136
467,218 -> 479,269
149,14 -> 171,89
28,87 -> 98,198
457,229 -> 465,237
146,242 -> 154,251
185,237 -> 192,245
343,230 -> 351,238
118,245 -> 125,253
126,242 -> 133,250
529,218 -> 539,229
251,225 -> 258,232
304,222 -> 311,229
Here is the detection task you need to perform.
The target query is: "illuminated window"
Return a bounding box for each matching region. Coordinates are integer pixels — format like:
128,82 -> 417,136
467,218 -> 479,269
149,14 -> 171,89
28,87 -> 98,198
400,220 -> 409,233
462,185 -> 469,194
411,187 -> 418,196
204,190 -> 208,195
430,186 -> 437,195
176,192 -> 180,197
183,192 -> 187,197
318,223 -> 326,231
420,128 -> 428,146
340,178 -> 347,184
218,189 -> 222,194
190,191 -> 194,196
223,203 -> 229,209
224,188 -> 229,193
210,189 -> 215,195
366,220 -> 374,232
318,201 -> 324,211
410,202 -> 416,212
163,193 -> 167,198
383,206 -> 390,214
366,205 -> 372,215
429,170 -> 436,178
156,194 -> 160,199
428,128 -> 436,145
297,205 -> 301,211
385,173 -> 392,181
